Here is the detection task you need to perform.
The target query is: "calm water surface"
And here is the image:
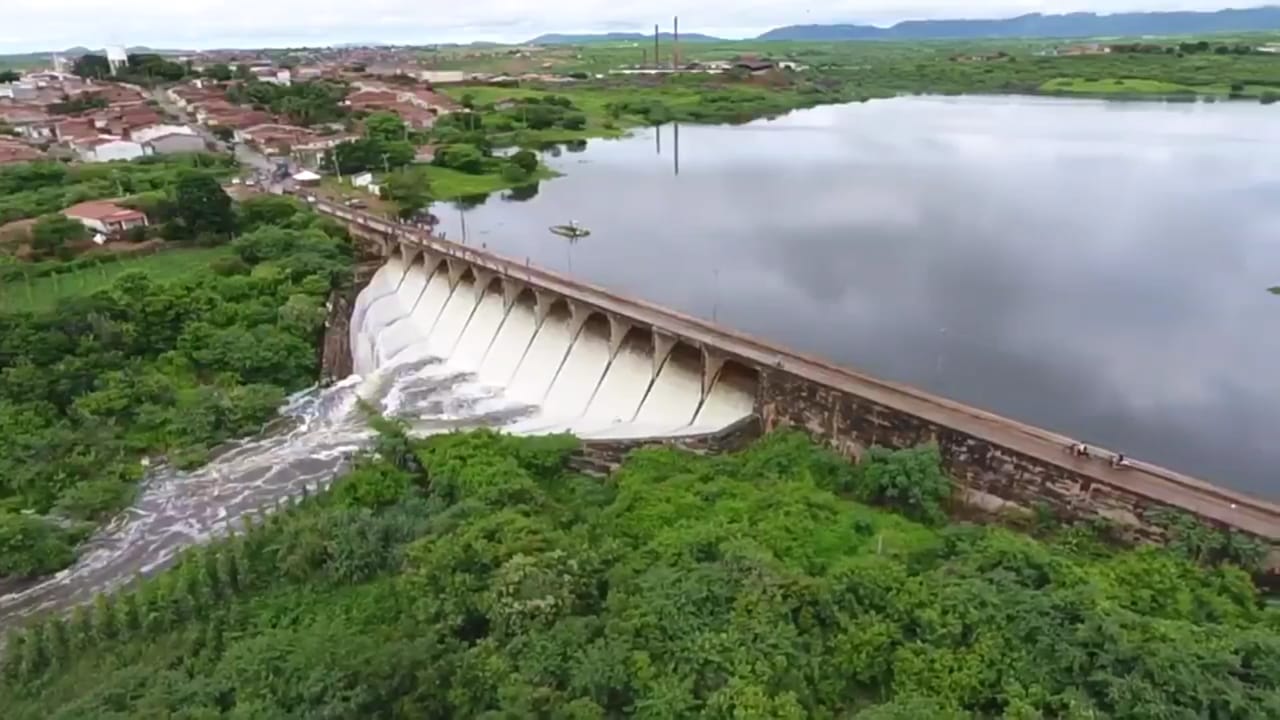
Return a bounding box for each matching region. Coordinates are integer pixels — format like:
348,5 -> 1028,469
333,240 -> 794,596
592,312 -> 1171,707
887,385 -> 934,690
431,95 -> 1280,498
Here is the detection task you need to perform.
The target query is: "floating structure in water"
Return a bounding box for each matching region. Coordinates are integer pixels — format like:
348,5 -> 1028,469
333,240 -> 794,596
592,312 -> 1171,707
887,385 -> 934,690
549,221 -> 591,241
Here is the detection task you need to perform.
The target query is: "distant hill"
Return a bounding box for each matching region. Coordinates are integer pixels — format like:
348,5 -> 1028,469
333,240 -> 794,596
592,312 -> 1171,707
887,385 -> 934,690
758,7 -> 1280,41
527,32 -> 724,45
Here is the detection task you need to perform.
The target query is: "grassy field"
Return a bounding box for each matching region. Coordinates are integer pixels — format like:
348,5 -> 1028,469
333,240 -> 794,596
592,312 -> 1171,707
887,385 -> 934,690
434,36 -> 1280,105
1040,76 -> 1198,94
421,165 -> 557,198
0,246 -> 233,313
1040,76 -> 1280,98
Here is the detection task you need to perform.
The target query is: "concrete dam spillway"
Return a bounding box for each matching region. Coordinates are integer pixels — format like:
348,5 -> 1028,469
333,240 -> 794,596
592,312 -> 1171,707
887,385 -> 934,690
350,255 -> 758,438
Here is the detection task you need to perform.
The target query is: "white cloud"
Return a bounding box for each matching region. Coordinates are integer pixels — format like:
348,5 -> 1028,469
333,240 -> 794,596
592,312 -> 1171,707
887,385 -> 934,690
0,1 -> 1252,53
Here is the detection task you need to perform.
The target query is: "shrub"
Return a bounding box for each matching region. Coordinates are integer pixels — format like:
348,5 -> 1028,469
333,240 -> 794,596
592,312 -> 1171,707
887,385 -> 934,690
332,462 -> 416,510
510,149 -> 539,174
500,163 -> 530,184
855,444 -> 951,524
0,513 -> 85,579
209,255 -> 251,277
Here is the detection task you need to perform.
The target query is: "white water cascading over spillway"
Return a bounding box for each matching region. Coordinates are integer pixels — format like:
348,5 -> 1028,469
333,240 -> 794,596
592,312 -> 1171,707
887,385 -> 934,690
354,255 -> 759,439
0,254 -> 756,633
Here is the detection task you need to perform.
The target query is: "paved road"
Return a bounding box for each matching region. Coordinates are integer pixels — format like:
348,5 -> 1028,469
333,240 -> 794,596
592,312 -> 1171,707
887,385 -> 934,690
310,199 -> 1280,544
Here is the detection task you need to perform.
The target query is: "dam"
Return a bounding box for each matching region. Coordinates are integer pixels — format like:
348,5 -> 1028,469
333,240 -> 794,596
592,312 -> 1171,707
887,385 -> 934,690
314,198 -> 1280,558
350,254 -> 756,439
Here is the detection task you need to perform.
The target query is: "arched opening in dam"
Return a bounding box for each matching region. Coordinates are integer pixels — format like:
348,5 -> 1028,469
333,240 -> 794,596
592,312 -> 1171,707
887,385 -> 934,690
348,254 -> 761,439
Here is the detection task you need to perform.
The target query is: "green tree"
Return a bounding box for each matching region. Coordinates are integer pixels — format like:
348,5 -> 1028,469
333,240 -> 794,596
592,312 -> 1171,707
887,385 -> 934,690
68,604 -> 93,650
500,163 -> 530,184
0,512 -> 81,577
120,592 -> 143,637
433,144 -> 486,174
71,54 -> 112,80
91,594 -> 119,642
365,111 -> 407,143
29,213 -> 88,260
173,171 -> 235,239
381,167 -> 433,219
204,63 -> 233,81
18,623 -> 49,680
510,149 -> 539,174
0,70 -> 20,83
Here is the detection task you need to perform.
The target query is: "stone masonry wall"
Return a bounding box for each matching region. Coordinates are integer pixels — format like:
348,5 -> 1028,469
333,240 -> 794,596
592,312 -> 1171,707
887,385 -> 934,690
758,367 -> 1189,543
569,416 -> 763,477
319,263 -> 379,385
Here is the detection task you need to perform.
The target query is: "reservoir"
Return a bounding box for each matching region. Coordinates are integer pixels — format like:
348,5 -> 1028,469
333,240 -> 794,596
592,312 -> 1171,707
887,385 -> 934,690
432,95 -> 1280,498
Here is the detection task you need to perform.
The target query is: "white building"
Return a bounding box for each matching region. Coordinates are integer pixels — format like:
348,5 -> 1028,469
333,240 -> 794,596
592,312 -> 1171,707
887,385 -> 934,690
252,67 -> 292,86
63,200 -> 149,236
130,124 -> 195,144
76,137 -> 146,162
144,132 -> 206,155
416,70 -> 466,84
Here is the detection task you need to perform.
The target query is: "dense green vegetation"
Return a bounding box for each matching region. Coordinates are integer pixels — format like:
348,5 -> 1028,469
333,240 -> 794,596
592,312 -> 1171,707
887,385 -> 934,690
3,426 -> 1276,718
226,79 -> 350,126
0,246 -> 235,313
0,154 -> 236,227
446,79 -> 842,134
444,36 -> 1280,103
0,194 -> 353,579
321,110 -> 553,210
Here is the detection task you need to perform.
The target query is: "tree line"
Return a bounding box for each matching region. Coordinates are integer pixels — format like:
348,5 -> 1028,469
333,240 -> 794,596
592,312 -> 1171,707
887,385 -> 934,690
3,425 -> 1276,718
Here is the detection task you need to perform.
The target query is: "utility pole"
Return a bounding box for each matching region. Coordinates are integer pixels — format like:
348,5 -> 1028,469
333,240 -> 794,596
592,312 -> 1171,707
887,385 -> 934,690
654,24 -> 660,69
673,16 -> 680,69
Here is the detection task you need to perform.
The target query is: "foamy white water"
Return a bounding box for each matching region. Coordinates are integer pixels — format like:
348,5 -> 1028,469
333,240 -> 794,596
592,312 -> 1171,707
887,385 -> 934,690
426,281 -> 481,358
574,343 -> 653,434
451,289 -> 507,371
507,309 -> 573,405
375,265 -> 430,366
478,300 -> 538,387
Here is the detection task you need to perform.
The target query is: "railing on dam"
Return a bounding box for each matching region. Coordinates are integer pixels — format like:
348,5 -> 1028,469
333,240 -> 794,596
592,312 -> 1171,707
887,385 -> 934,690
307,196 -> 1280,545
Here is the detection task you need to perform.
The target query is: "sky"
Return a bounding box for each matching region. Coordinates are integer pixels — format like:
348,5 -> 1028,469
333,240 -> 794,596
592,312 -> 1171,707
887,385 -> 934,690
0,1 -> 1262,54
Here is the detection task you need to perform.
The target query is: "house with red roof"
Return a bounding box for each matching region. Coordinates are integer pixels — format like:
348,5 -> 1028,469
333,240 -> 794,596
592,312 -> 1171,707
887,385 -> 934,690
63,200 -> 149,237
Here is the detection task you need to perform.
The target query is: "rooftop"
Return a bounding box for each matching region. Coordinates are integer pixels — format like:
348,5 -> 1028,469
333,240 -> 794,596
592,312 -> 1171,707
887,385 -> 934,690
63,200 -> 147,223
